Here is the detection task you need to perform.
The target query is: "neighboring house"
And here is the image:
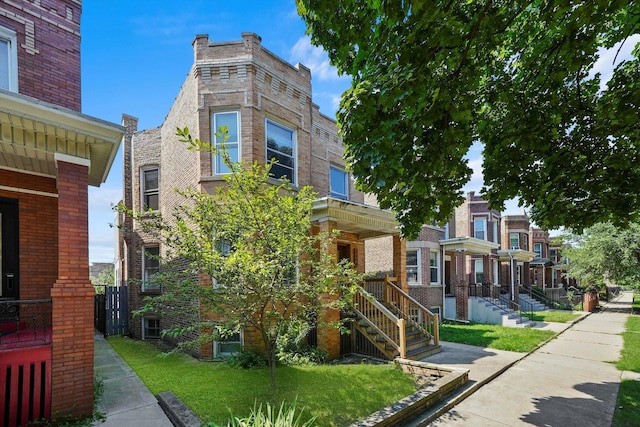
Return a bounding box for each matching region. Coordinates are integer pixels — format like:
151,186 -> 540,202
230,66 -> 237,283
0,1 -> 123,425
117,33 -> 439,362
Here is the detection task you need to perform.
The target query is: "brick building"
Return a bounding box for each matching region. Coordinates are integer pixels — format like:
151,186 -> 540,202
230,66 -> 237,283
0,1 -> 123,424
116,33 -> 429,361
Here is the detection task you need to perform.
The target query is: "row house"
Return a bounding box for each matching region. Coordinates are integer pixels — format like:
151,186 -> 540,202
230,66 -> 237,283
367,192 -> 572,323
0,1 -> 123,425
117,34 -> 439,362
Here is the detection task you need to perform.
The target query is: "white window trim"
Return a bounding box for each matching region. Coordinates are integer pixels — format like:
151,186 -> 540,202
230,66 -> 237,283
493,222 -> 498,244
534,242 -> 542,258
140,166 -> 159,210
329,165 -> 349,200
265,118 -> 297,186
212,111 -> 241,175
474,259 -> 484,284
509,233 -> 520,250
493,260 -> 499,286
0,26 -> 18,91
473,219 -> 486,240
407,248 -> 421,285
429,251 -> 439,285
213,330 -> 244,358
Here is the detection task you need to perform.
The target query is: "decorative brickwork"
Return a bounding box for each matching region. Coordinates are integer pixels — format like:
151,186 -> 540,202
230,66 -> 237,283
455,250 -> 468,320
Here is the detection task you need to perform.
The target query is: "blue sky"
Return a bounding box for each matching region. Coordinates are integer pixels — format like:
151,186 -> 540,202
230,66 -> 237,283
81,1 -> 639,263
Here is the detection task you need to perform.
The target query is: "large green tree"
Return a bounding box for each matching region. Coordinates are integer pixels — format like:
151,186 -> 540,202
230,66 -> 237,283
297,0 -> 640,238
563,223 -> 640,290
123,129 -> 360,386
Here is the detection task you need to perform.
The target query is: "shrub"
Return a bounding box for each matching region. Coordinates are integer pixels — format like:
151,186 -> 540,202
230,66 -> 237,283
226,349 -> 268,369
207,400 -> 316,427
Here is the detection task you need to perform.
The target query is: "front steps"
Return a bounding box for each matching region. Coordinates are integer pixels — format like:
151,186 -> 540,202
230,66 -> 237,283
479,298 -> 536,328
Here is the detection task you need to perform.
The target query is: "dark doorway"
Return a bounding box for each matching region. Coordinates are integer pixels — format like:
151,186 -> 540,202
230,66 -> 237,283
0,198 -> 19,301
337,243 -> 351,263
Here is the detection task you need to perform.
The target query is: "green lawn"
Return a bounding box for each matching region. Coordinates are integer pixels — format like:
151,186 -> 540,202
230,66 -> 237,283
107,337 -> 416,426
528,311 -> 581,323
613,316 -> 640,427
440,322 -> 556,353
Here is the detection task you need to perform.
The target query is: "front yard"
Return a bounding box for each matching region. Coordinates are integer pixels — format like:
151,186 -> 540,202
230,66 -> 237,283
107,337 -> 416,426
439,322 -> 557,352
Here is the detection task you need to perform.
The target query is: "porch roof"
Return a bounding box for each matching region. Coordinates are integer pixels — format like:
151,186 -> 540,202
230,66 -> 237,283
0,89 -> 123,187
311,197 -> 400,239
497,249 -> 536,262
530,257 -> 554,267
439,236 -> 499,255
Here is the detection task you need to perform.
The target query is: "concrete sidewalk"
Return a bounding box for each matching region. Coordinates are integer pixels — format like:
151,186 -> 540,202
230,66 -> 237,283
407,291 -> 635,426
93,334 -> 173,426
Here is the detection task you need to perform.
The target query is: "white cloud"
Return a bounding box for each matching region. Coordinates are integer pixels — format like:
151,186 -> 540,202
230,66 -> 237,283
290,37 -> 347,82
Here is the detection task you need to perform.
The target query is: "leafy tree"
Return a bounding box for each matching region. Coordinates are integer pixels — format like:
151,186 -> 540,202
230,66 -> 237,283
121,128 -> 361,386
91,265 -> 114,293
563,223 -> 640,291
297,0 -> 640,238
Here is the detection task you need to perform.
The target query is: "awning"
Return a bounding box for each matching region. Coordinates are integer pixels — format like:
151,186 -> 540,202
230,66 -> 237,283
497,249 -> 536,262
0,89 -> 123,187
440,236 -> 500,255
312,197 -> 400,239
530,258 -> 554,267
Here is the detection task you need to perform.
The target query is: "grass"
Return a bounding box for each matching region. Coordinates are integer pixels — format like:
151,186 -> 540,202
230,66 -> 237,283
528,311 -> 581,323
632,293 -> 640,314
440,322 -> 556,353
107,336 -> 416,426
613,315 -> 640,427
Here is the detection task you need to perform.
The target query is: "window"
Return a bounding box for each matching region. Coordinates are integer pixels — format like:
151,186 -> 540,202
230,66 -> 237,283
142,246 -> 160,291
550,249 -> 558,262
330,166 -> 349,200
493,222 -> 499,243
406,249 -> 420,284
474,259 -> 484,284
474,219 -> 486,240
143,318 -> 161,339
141,168 -> 159,210
266,119 -> 296,184
509,233 -> 520,249
524,234 -> 529,251
212,111 -> 240,174
516,265 -> 522,285
0,27 -> 18,91
534,243 -> 542,258
429,252 -> 438,284
493,260 -> 499,285
214,330 -> 243,358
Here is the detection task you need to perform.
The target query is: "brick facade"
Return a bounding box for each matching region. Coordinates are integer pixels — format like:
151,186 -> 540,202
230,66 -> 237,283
119,33 -> 400,360
0,0 -> 81,110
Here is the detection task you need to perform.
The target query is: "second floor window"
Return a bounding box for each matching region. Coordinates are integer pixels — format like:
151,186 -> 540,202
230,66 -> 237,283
510,233 -> 520,249
330,167 -> 348,200
0,27 -> 18,91
474,219 -> 486,240
266,119 -> 296,185
212,111 -> 240,174
142,246 -> 160,292
430,252 -> 438,284
534,242 -> 542,258
407,249 -> 420,284
142,168 -> 159,210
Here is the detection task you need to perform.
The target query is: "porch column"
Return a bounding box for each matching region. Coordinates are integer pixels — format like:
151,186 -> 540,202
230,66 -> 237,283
455,250 -> 468,320
316,220 -> 341,360
50,157 -> 95,417
392,235 -> 407,292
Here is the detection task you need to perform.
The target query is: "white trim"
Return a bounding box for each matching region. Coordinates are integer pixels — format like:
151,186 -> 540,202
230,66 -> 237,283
140,166 -> 159,210
0,26 -> 18,91
0,185 -> 58,198
429,251 -> 439,285
474,259 -> 484,283
329,165 -> 349,200
406,248 -> 421,285
211,110 -> 241,175
473,218 -> 486,241
213,330 -> 244,358
54,152 -> 91,168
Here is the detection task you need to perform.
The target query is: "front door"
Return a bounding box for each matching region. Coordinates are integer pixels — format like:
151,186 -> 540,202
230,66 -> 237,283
0,198 -> 19,300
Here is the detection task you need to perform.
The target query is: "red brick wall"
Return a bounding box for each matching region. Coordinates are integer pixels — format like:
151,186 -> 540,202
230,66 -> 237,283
51,160 -> 94,417
0,0 -> 82,110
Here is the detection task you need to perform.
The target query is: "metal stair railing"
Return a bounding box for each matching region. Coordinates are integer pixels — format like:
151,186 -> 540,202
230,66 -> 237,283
521,285 -> 552,309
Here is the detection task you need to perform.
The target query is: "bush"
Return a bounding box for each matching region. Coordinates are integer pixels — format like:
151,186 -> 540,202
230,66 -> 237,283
226,349 -> 268,369
275,320 -> 326,366
278,346 -> 327,367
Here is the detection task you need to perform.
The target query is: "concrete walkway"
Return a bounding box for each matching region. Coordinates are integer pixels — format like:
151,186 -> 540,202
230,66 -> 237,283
93,333 -> 173,426
408,291 -> 635,426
